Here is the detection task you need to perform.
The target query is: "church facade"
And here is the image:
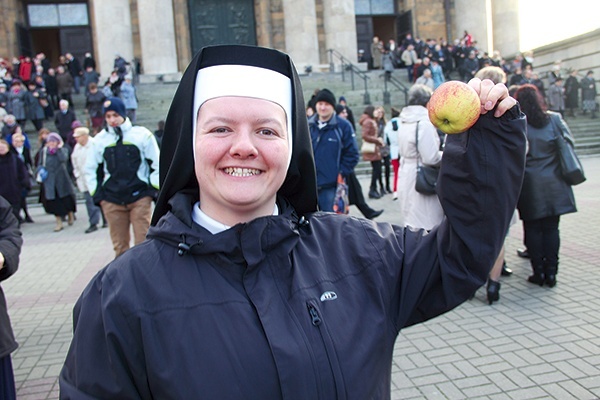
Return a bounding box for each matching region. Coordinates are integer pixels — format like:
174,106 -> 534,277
1,0 -> 521,79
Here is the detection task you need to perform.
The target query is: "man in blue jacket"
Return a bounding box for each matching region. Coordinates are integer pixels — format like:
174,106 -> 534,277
308,89 -> 359,211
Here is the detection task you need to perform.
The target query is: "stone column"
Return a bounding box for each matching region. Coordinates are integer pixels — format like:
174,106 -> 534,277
322,0 -> 358,64
281,0 -> 320,68
491,0 -> 520,58
453,0 -> 490,53
137,0 -> 180,78
90,0 -> 135,78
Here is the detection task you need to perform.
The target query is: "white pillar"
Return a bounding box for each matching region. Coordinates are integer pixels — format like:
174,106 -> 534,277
91,0 -> 134,78
137,0 -> 179,75
453,0 -> 490,53
492,0 -> 520,58
322,0 -> 358,63
282,0 -> 320,68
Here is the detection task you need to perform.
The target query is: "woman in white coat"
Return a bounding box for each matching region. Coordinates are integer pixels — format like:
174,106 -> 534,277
396,84 -> 443,230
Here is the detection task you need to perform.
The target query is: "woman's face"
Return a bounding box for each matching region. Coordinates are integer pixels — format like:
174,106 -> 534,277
194,96 -> 289,225
47,140 -> 58,149
0,142 -> 8,155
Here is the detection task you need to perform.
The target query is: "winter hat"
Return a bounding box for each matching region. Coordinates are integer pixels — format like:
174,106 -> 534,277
47,132 -> 63,143
71,120 -> 83,129
73,127 -> 89,138
103,97 -> 127,119
314,89 -> 336,107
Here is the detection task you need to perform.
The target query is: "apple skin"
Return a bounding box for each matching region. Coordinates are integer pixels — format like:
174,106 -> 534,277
427,81 -> 481,134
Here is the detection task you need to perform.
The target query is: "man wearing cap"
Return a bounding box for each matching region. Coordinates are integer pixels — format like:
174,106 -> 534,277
308,88 -> 359,211
71,126 -> 104,233
84,97 -> 159,257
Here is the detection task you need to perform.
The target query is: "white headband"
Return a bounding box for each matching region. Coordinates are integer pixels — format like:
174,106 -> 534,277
193,65 -> 293,164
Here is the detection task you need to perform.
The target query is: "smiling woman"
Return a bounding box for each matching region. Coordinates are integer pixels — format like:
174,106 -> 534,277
194,97 -> 290,226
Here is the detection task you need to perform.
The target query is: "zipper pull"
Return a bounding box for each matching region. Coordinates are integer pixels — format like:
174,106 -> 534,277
307,303 -> 322,326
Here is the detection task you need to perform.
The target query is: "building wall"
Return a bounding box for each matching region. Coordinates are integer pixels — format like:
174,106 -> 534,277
0,0 -> 25,58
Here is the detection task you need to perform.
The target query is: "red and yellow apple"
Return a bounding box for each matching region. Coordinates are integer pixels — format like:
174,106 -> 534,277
427,81 -> 481,134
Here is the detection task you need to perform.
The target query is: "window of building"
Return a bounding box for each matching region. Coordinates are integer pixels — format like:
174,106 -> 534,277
28,3 -> 89,27
354,0 -> 394,15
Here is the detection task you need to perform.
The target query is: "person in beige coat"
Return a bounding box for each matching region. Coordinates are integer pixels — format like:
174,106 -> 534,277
396,84 -> 444,230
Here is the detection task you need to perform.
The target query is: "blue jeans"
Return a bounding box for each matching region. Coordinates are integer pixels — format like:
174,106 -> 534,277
317,186 -> 336,212
73,75 -> 81,94
84,191 -> 101,226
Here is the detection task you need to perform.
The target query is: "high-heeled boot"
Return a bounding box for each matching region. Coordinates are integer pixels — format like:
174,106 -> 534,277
527,265 -> 545,286
486,279 -> 500,305
54,216 -> 63,232
544,262 -> 558,288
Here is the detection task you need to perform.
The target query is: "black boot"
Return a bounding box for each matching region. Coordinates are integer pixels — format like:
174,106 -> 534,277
486,279 -> 500,305
544,263 -> 558,288
527,265 -> 545,286
368,189 -> 381,199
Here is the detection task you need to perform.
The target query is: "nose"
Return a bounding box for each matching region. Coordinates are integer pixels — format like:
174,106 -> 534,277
229,130 -> 258,158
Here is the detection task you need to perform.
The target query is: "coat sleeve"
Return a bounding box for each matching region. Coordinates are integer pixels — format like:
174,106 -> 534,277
84,138 -> 103,196
0,196 -> 22,282
142,129 -> 161,190
389,105 -> 526,329
59,269 -> 150,399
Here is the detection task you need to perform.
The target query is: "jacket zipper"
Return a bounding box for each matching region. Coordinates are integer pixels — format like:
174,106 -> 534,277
306,301 -> 347,400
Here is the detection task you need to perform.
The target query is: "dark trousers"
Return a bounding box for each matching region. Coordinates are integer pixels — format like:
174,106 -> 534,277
369,160 -> 382,191
0,355 -> 16,400
523,216 -> 560,268
347,172 -> 377,218
382,155 -> 391,190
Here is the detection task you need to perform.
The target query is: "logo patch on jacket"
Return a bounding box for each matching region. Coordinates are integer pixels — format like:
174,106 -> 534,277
320,291 -> 338,302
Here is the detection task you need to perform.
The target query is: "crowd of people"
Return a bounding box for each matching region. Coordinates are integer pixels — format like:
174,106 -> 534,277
0,51 -> 149,234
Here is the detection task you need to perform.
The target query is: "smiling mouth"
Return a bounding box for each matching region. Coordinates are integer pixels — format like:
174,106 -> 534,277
223,167 -> 263,177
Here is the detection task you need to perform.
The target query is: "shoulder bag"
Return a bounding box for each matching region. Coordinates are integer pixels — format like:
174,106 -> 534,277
35,149 -> 49,184
550,114 -> 586,186
414,121 -> 440,195
361,140 -> 377,154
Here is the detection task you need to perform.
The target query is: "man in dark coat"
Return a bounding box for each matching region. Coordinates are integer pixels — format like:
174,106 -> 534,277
65,53 -> 83,95
54,99 -> 77,144
0,195 -> 22,400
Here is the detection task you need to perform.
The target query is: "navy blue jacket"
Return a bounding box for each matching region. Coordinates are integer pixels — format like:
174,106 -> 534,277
59,108 -> 526,399
309,115 -> 359,188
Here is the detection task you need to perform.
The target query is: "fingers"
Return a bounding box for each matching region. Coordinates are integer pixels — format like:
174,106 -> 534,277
468,78 -> 515,116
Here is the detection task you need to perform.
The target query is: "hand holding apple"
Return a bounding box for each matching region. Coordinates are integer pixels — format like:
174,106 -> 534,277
468,78 -> 516,118
427,80 -> 481,134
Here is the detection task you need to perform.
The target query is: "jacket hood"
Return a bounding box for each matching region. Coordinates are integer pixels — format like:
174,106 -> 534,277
151,45 -> 318,226
399,105 -> 429,124
358,114 -> 373,125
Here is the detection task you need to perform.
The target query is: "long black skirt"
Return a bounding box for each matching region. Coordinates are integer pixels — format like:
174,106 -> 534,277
40,184 -> 77,216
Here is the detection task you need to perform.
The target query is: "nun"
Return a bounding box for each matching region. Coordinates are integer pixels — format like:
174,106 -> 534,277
60,45 -> 526,399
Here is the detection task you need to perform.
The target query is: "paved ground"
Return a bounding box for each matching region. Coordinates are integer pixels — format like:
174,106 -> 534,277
4,155 -> 600,397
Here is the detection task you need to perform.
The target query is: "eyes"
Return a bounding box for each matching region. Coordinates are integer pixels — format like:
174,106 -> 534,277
208,126 -> 282,138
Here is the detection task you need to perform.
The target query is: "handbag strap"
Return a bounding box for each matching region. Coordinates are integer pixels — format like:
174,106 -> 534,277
414,121 -> 422,167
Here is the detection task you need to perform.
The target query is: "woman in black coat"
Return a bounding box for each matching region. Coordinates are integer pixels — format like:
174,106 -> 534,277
564,69 -> 580,117
0,195 -> 22,400
515,84 -> 578,288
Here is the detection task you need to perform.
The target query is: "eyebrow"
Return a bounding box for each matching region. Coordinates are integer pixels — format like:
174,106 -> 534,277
201,116 -> 285,127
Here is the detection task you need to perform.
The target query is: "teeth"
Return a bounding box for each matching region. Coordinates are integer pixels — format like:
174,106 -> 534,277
224,167 -> 262,177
